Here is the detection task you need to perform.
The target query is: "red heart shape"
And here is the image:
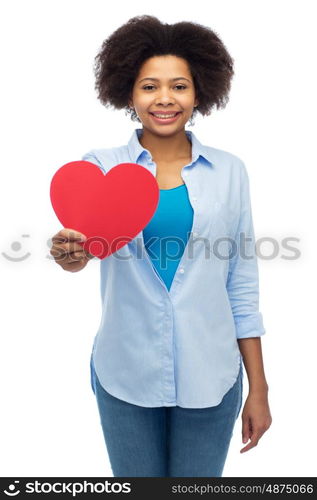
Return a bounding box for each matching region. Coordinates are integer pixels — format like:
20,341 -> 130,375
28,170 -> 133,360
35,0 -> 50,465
50,161 -> 159,259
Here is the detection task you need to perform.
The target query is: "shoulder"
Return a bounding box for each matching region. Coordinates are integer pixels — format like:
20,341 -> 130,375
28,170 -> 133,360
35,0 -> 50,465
204,144 -> 246,170
201,144 -> 249,187
81,144 -> 129,174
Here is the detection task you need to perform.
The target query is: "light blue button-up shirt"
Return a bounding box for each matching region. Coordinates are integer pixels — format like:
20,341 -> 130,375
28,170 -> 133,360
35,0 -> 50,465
82,128 -> 266,409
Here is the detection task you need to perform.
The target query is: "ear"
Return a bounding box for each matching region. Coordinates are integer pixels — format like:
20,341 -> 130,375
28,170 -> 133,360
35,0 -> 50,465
194,98 -> 199,107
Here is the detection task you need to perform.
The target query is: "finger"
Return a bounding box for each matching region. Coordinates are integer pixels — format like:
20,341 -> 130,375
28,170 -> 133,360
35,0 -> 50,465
65,241 -> 87,253
242,417 -> 251,444
240,430 -> 262,453
53,241 -> 86,258
66,251 -> 86,262
51,247 -> 83,262
62,259 -> 86,269
51,242 -> 87,264
52,228 -> 87,243
50,245 -> 67,260
84,250 -> 95,259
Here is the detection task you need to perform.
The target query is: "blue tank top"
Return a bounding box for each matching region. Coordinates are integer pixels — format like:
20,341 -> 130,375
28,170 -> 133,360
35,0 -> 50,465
143,183 -> 194,291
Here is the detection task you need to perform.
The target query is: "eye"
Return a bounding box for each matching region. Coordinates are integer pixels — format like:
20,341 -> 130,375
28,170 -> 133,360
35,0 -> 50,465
142,84 -> 187,91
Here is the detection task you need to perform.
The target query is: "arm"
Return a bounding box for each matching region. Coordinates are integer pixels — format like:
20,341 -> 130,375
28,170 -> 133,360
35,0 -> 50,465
237,337 -> 272,454
226,161 -> 272,453
237,337 -> 268,392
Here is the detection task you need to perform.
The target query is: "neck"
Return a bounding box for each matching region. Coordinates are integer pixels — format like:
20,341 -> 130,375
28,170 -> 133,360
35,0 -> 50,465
139,128 -> 192,162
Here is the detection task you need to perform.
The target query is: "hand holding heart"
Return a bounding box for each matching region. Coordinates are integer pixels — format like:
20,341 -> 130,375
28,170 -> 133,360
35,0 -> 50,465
50,227 -> 93,273
50,161 -> 159,261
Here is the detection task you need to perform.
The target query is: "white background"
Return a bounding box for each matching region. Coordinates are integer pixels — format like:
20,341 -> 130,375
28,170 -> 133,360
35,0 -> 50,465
1,0 -> 316,477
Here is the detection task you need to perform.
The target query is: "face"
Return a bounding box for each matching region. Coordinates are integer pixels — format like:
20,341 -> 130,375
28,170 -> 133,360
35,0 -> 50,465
128,55 -> 198,137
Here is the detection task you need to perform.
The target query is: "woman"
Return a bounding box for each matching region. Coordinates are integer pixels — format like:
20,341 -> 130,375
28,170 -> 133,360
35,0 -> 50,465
50,15 -> 272,477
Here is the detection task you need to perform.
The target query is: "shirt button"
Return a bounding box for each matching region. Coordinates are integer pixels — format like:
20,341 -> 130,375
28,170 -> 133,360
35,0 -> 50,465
192,197 -> 197,202
193,232 -> 198,238
179,268 -> 185,274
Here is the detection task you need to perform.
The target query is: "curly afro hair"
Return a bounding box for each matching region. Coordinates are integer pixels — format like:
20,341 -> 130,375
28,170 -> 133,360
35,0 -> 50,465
93,15 -> 234,123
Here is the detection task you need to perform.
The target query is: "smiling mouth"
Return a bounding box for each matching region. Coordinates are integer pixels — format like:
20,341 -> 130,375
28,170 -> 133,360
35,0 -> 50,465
149,112 -> 182,119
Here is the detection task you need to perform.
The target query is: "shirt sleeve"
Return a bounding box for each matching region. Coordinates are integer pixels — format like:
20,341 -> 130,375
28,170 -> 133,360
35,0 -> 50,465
81,151 -> 105,173
226,160 -> 266,339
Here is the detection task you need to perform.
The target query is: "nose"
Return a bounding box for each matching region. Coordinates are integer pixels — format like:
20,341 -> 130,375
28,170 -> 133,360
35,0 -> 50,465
155,90 -> 175,106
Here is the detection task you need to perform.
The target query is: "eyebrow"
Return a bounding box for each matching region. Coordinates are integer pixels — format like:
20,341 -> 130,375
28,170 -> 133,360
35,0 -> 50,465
138,77 -> 191,83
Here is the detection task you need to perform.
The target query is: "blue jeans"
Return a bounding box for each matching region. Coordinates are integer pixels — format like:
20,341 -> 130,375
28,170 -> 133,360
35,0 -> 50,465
90,354 -> 243,477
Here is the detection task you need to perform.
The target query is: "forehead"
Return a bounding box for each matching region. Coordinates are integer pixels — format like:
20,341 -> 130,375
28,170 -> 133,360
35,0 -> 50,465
136,55 -> 192,79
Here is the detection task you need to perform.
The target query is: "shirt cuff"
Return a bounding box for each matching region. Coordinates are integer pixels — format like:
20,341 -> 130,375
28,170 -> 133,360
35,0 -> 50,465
234,312 -> 266,339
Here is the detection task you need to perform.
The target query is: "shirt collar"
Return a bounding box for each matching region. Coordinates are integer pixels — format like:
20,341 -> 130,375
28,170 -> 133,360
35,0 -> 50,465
127,128 -> 214,167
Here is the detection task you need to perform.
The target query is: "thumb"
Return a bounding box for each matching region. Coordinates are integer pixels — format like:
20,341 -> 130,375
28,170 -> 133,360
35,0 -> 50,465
84,249 -> 95,260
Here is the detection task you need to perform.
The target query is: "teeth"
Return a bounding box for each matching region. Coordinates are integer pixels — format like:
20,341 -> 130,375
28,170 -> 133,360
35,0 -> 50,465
153,113 -> 177,118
